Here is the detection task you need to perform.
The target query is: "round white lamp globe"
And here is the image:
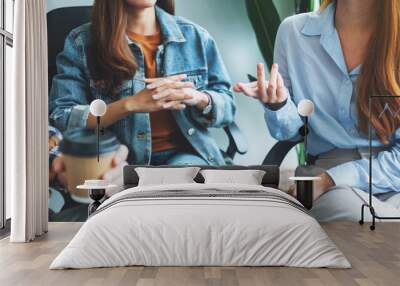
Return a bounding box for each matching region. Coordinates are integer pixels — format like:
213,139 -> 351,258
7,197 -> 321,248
90,99 -> 107,117
297,99 -> 315,117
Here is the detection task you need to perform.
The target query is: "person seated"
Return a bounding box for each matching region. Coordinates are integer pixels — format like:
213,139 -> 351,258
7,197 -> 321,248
235,0 -> 400,221
49,0 -> 236,169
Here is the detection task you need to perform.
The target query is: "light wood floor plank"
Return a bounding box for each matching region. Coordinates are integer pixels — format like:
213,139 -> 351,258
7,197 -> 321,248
0,222 -> 399,286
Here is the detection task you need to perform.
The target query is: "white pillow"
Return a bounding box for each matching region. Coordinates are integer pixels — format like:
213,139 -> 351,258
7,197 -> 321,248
135,167 -> 201,186
200,169 -> 266,185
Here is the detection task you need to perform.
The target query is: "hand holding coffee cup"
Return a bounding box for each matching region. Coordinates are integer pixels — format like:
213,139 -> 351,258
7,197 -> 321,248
52,145 -> 128,187
57,129 -> 127,203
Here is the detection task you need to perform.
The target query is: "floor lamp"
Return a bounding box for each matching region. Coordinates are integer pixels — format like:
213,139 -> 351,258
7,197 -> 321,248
359,95 -> 400,230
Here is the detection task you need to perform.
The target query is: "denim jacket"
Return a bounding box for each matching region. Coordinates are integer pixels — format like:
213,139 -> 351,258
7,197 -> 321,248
49,7 -> 236,165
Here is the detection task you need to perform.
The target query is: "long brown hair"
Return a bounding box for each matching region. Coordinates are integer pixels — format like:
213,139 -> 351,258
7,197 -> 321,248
88,0 -> 175,93
321,0 -> 400,143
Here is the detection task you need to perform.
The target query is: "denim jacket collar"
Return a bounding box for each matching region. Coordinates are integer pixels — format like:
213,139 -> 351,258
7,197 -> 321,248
126,6 -> 186,45
301,2 -> 359,77
156,7 -> 186,44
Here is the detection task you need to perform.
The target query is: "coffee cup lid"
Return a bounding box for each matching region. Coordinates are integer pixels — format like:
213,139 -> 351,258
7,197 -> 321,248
77,179 -> 118,190
59,128 -> 120,157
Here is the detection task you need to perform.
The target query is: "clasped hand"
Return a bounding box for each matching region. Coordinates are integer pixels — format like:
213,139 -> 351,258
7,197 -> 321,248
125,74 -> 209,113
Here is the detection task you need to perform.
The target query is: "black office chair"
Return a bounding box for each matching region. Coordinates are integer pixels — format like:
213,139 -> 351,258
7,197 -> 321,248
47,6 -> 248,164
262,140 -> 302,166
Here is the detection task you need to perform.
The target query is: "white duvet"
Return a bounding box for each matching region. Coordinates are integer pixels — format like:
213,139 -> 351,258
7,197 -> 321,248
50,183 -> 350,269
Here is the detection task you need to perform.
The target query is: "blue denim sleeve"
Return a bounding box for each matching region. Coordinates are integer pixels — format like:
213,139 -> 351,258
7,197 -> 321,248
49,32 -> 91,132
263,19 -> 303,141
189,34 -> 236,128
327,129 -> 400,193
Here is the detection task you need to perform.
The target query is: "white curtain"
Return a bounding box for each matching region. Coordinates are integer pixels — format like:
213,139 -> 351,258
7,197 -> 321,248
9,0 -> 49,242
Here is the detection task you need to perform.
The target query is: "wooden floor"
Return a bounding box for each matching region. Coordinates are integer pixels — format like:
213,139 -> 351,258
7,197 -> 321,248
0,222 -> 399,286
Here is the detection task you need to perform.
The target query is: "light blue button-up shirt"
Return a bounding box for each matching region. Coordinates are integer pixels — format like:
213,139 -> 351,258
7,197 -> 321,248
264,3 -> 400,194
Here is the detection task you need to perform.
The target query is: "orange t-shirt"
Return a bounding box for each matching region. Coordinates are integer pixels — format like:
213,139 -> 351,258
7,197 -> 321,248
128,31 -> 182,153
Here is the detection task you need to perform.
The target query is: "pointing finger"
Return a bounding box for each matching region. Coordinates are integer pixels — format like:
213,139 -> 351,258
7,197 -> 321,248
268,64 -> 279,102
257,63 -> 267,101
276,73 -> 288,102
238,83 -> 256,97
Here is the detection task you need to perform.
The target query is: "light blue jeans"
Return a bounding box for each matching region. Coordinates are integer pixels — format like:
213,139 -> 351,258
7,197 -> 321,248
311,187 -> 400,222
307,148 -> 400,222
150,149 -> 208,166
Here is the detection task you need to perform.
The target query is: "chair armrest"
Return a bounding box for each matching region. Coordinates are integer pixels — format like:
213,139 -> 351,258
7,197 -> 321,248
262,140 -> 301,166
224,122 -> 249,159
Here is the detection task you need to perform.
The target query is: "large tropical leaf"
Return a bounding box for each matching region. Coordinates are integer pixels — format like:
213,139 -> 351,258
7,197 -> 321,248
245,0 -> 281,69
296,0 -> 318,13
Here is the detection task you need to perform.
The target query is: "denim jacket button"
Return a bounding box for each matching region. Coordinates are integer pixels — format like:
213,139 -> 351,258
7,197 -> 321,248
187,128 -> 195,136
208,156 -> 214,162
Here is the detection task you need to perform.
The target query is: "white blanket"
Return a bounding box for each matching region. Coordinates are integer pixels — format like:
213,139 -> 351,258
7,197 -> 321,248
50,183 -> 350,269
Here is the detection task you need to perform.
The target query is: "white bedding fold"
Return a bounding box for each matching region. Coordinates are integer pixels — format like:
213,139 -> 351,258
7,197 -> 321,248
50,183 -> 351,269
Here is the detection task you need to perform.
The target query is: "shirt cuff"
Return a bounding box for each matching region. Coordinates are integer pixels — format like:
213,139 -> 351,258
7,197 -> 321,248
264,99 -> 288,111
264,97 -> 297,121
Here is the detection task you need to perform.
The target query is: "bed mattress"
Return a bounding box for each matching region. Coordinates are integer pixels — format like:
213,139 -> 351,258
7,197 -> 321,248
50,183 -> 351,269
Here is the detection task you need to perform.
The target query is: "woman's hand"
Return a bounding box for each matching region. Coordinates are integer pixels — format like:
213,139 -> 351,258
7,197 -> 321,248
102,145 -> 129,197
51,157 -> 68,187
288,172 -> 336,202
144,74 -> 209,110
125,74 -> 194,112
150,85 -> 210,110
234,63 -> 289,104
101,145 -> 129,186
87,75 -> 194,130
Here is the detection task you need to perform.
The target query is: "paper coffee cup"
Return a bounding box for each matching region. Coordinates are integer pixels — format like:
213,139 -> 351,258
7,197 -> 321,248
59,129 -> 120,203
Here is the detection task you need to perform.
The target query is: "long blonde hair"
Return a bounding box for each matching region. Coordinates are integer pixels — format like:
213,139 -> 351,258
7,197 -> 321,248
321,0 -> 400,143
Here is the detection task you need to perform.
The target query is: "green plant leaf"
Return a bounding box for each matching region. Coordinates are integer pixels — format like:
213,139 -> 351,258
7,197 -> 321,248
296,0 -> 317,13
296,143 -> 306,166
245,0 -> 281,69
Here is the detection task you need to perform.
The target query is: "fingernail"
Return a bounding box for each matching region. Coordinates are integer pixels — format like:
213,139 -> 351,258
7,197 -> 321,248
152,94 -> 160,100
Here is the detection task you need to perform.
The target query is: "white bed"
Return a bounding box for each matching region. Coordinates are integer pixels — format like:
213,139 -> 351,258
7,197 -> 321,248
50,183 -> 350,269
